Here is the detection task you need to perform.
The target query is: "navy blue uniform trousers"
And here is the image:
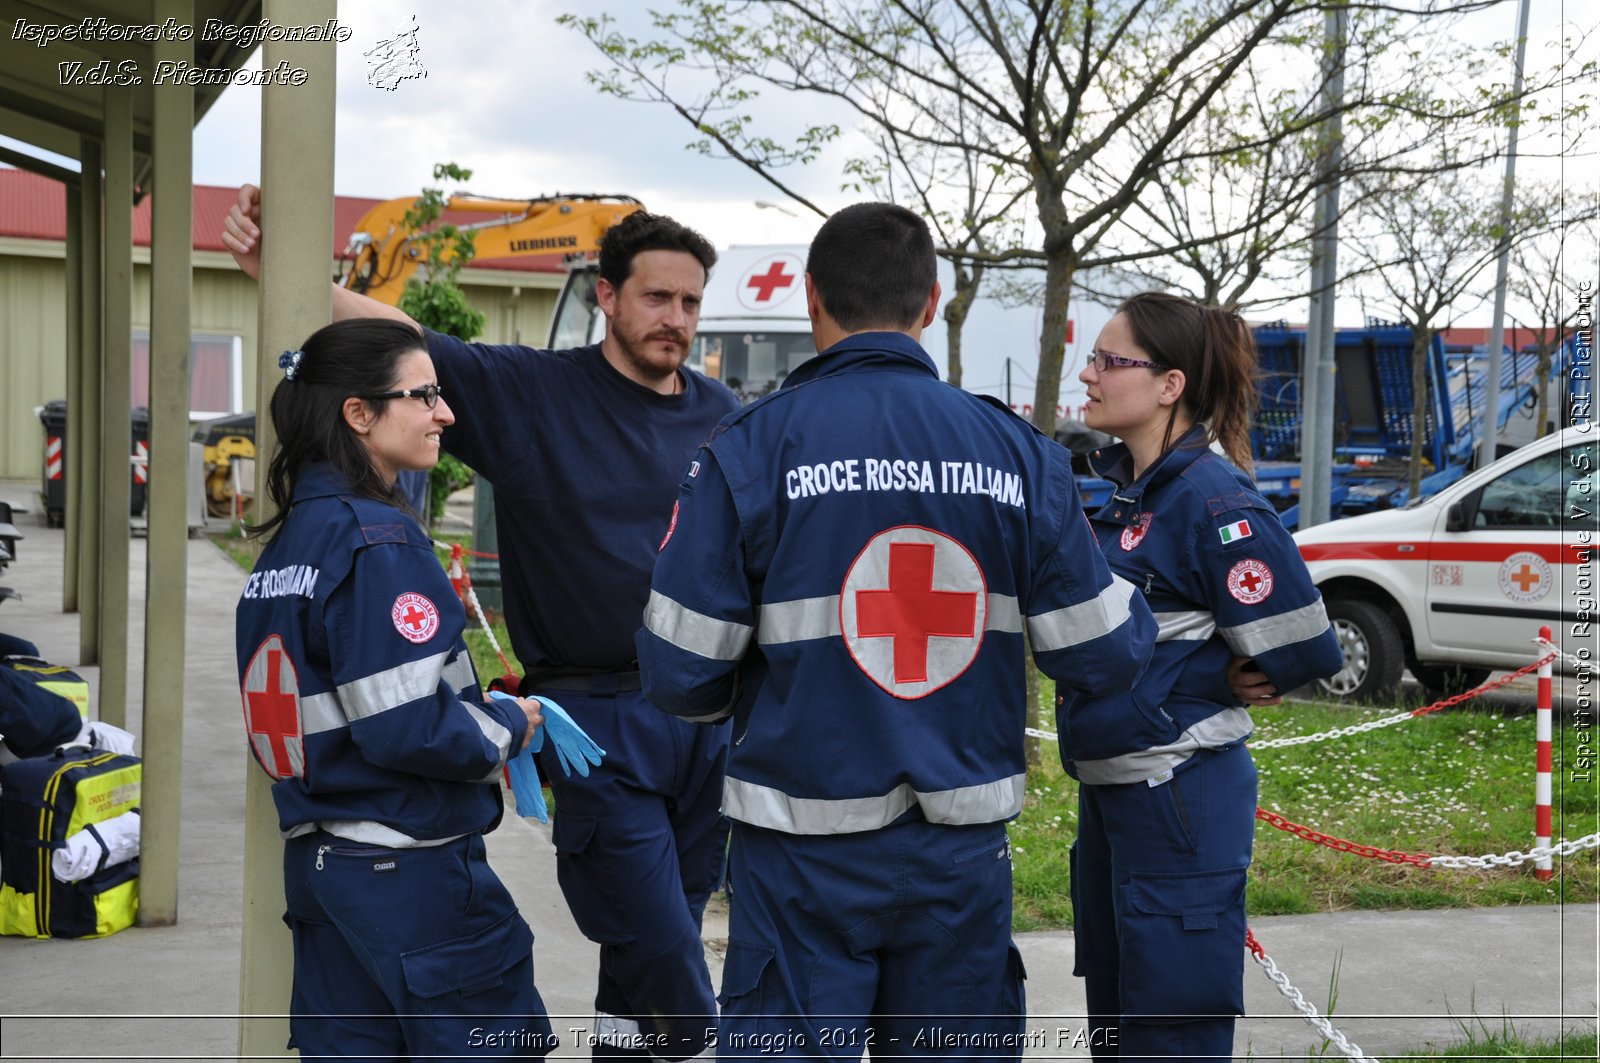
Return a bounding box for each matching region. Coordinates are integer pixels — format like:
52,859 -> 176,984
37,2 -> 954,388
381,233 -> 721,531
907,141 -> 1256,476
535,684 -> 730,1060
718,817 -> 1026,1060
282,831 -> 553,1061
1071,742 -> 1257,1062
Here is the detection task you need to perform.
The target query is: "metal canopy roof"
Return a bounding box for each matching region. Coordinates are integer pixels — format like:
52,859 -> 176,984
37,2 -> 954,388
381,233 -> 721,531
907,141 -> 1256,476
0,0 -> 263,191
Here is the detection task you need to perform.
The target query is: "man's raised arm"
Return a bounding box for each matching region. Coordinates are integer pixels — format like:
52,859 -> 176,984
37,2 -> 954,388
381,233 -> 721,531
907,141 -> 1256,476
220,183 -> 419,328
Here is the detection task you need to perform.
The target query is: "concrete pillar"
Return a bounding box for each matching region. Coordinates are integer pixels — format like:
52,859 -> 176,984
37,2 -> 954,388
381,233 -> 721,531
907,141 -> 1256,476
138,0 -> 195,928
98,89 -> 133,728
238,1 -> 338,1053
62,181 -> 81,613
76,138 -> 103,662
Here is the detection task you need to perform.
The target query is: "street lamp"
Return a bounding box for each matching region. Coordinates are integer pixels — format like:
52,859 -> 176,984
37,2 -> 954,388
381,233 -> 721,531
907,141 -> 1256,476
754,200 -> 797,217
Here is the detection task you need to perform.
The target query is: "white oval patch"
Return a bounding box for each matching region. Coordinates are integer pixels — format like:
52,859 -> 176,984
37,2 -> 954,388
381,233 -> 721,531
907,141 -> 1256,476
839,525 -> 987,699
1225,558 -> 1274,605
392,592 -> 441,644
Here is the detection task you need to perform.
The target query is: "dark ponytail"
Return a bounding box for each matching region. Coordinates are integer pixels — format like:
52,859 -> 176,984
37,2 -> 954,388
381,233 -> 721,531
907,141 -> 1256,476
247,318 -> 425,540
1116,292 -> 1259,474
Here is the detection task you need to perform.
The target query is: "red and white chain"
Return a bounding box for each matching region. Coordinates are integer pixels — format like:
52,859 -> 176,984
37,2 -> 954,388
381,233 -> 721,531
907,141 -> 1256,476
1426,833 -> 1600,870
1536,635 -> 1591,674
1247,930 -> 1378,1063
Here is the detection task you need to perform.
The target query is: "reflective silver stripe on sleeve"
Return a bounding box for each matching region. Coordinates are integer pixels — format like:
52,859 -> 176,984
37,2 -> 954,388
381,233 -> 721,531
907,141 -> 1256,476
298,821 -> 466,848
1027,574 -> 1136,652
758,593 -> 1022,646
464,702 -> 513,765
1219,599 -> 1332,658
1154,609 -> 1216,642
338,650 -> 451,719
441,652 -> 478,695
644,589 -> 752,661
1070,708 -> 1254,785
721,774 -> 1025,834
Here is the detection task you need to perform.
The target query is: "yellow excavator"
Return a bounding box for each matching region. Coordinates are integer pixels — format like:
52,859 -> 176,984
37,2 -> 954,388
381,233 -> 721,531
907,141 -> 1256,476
339,191 -> 644,305
200,192 -> 643,516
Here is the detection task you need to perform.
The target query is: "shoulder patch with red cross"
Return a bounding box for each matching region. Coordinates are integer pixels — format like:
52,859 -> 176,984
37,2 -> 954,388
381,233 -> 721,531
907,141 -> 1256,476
392,592 -> 440,643
1225,558 -> 1274,605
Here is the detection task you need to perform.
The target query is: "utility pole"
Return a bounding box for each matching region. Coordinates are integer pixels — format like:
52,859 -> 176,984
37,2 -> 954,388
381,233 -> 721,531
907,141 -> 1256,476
1480,0 -> 1532,467
1300,4 -> 1348,528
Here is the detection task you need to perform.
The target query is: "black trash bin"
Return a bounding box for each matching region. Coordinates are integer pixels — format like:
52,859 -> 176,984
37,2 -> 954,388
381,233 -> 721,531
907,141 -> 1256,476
130,406 -> 150,518
37,400 -> 149,528
39,399 -> 68,528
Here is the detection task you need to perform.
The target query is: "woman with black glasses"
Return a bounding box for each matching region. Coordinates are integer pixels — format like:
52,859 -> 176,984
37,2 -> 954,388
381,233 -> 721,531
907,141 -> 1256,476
234,318 -> 556,1059
1060,292 -> 1342,1062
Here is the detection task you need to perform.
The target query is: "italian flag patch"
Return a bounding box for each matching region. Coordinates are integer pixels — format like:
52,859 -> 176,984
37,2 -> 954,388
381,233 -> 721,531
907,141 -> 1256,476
1218,519 -> 1253,544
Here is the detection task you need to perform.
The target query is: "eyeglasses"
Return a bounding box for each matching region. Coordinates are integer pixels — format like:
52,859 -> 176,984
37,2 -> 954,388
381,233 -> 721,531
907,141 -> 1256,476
363,384 -> 443,409
1087,350 -> 1167,372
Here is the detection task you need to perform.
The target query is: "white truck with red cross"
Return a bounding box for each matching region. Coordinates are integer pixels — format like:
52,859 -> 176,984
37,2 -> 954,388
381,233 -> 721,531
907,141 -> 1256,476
1292,425 -> 1597,703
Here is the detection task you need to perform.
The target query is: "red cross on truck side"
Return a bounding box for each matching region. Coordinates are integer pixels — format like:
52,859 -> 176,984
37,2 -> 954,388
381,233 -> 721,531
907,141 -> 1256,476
1510,564 -> 1541,592
855,541 -> 979,684
245,644 -> 302,778
745,260 -> 796,302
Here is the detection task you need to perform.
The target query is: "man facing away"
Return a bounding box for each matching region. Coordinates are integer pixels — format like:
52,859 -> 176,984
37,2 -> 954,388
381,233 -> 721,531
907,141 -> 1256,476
223,186 -> 737,1061
636,201 -> 1157,1056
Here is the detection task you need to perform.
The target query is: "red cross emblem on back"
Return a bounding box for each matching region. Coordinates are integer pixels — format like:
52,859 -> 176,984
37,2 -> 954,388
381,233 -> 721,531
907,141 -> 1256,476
241,635 -> 305,780
841,526 -> 987,699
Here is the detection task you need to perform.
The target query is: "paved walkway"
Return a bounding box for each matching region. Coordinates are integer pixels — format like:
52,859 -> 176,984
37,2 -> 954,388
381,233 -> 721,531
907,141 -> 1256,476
0,481 -> 1593,1060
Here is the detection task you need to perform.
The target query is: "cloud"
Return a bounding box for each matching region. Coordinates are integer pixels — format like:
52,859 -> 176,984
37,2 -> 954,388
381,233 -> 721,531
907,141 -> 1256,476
193,0 -> 843,247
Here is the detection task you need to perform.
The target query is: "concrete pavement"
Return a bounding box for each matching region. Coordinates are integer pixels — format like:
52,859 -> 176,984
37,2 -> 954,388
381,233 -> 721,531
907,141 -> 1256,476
0,479 -> 1594,1061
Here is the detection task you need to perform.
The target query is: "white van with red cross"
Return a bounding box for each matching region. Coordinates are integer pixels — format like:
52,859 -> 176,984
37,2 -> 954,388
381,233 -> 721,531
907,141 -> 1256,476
1292,425 -> 1597,703
685,245 -> 818,404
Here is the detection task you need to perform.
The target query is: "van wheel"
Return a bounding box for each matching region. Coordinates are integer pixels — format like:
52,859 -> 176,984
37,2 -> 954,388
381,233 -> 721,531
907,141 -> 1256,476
1315,598 -> 1404,703
1408,661 -> 1492,704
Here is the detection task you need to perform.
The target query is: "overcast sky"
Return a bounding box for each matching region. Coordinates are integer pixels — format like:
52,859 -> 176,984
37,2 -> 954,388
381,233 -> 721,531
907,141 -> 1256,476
4,0 -> 1592,331
188,0 -> 839,248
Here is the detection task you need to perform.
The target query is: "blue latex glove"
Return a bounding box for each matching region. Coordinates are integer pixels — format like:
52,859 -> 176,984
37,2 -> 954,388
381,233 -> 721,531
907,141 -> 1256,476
489,691 -> 548,822
528,695 -> 606,778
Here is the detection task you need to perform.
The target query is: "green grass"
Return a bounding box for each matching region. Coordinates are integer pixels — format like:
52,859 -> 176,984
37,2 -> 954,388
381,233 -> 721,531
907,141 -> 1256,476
1391,1025 -> 1597,1059
207,526 -> 257,571
1013,686 -> 1599,931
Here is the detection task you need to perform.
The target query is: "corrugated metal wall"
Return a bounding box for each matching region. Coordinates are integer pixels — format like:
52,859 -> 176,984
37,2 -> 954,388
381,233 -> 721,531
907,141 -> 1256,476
0,245 -> 556,479
0,248 -> 69,480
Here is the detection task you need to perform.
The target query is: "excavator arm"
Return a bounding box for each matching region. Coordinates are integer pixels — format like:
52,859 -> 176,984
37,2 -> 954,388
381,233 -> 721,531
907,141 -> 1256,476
339,192 -> 643,306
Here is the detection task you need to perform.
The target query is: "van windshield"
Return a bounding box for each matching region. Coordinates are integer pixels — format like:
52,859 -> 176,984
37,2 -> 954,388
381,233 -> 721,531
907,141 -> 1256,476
692,331 -> 817,403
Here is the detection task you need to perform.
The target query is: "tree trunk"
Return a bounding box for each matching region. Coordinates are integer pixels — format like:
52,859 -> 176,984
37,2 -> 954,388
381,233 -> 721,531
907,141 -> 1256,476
1407,324 -> 1431,501
943,260 -> 983,389
1535,338 -> 1554,439
1032,247 -> 1077,434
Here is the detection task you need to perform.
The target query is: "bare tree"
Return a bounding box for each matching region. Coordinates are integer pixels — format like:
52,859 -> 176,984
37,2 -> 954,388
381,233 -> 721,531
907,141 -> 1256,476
1348,163 -> 1568,496
1508,184 -> 1600,436
562,0 -> 1580,434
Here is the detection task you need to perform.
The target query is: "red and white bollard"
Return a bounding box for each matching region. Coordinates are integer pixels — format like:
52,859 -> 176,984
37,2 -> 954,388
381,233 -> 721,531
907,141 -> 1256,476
1535,624 -> 1553,881
448,543 -> 466,606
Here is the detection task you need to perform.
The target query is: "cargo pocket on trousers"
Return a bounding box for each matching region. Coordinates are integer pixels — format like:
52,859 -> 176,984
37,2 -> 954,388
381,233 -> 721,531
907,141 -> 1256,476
401,909 -> 534,1002
716,942 -> 776,1014
1118,867 -> 1247,1022
550,813 -> 635,944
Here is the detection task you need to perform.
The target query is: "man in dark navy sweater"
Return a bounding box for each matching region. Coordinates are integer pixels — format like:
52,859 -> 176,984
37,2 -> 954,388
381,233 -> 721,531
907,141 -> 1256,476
224,190 -> 737,1062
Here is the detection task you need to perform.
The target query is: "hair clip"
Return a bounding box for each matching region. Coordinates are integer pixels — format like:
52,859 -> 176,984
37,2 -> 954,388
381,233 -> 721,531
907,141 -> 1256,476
278,349 -> 305,381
